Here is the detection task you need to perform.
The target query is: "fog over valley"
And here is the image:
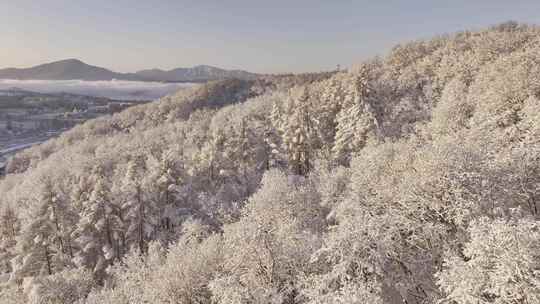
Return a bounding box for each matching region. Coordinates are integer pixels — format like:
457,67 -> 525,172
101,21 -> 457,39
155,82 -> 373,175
0,79 -> 195,101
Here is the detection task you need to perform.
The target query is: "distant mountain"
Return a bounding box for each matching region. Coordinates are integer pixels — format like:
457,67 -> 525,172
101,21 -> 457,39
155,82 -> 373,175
135,65 -> 258,82
0,59 -> 259,82
0,59 -> 128,81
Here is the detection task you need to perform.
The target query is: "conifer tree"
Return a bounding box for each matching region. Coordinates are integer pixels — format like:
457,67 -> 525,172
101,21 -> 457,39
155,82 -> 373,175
0,205 -> 18,275
11,179 -> 69,280
121,158 -> 158,254
144,149 -> 180,237
282,87 -> 317,175
73,166 -> 122,276
332,72 -> 376,165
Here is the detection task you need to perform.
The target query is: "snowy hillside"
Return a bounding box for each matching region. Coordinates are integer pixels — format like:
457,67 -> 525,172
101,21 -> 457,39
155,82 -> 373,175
1,22 -> 540,303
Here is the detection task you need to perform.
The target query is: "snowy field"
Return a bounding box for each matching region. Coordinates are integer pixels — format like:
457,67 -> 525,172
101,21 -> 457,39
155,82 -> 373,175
0,79 -> 195,100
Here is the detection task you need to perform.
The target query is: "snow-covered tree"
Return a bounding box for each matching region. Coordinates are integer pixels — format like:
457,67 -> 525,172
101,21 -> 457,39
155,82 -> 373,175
331,71 -> 377,164
25,268 -> 96,304
210,170 -> 324,304
0,206 -> 18,275
73,166 -> 122,277
120,158 -> 156,254
143,149 -> 181,238
437,217 -> 540,304
281,87 -> 318,176
11,178 -> 72,281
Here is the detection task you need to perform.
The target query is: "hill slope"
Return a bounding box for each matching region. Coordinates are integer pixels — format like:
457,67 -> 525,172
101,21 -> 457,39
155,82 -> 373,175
1,22 -> 540,304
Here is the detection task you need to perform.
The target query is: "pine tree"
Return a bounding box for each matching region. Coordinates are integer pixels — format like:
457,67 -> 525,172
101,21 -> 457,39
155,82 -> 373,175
11,179 -> 69,281
0,206 -> 18,275
144,150 -> 180,238
223,117 -> 255,182
332,73 -> 376,165
282,87 -> 316,176
73,166 -> 122,276
197,128 -> 227,184
268,103 -> 286,170
316,75 -> 345,145
121,158 -> 157,254
238,117 -> 251,181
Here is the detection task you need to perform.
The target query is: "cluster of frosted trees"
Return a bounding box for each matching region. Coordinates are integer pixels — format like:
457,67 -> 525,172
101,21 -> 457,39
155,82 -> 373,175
1,22 -> 540,303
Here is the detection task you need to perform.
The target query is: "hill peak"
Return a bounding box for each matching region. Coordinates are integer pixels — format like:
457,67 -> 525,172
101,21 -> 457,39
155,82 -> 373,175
57,58 -> 85,64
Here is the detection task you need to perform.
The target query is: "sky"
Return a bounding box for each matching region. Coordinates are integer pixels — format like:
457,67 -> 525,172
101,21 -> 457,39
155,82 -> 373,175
1,0 -> 540,74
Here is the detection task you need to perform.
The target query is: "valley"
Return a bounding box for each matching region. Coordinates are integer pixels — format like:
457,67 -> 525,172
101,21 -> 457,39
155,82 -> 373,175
0,88 -> 149,174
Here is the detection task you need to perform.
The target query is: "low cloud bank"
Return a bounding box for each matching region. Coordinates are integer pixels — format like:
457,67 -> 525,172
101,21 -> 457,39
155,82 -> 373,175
0,79 -> 194,100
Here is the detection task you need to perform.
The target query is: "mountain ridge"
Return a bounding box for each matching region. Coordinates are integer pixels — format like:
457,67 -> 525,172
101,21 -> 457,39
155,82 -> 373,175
0,59 -> 259,82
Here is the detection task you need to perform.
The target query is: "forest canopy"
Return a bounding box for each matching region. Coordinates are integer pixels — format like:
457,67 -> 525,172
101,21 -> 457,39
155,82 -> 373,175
1,22 -> 540,303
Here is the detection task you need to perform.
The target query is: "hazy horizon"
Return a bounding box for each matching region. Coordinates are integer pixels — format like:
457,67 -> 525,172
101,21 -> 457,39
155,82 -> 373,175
0,58 -> 255,74
2,1 -> 540,74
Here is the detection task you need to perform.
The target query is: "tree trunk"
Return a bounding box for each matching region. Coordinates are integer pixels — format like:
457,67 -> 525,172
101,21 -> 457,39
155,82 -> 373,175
137,186 -> 145,253
44,245 -> 52,275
